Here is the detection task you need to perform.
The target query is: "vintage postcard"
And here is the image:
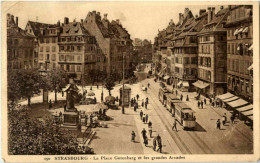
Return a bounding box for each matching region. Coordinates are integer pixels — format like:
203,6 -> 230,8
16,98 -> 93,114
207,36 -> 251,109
1,1 -> 259,162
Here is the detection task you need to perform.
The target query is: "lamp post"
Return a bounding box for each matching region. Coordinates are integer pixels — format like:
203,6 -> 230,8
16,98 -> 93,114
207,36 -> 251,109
101,82 -> 104,102
122,53 -> 125,114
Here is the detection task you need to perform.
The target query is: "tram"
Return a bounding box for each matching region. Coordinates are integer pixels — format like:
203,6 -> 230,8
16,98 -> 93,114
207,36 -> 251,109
158,88 -> 170,106
175,103 -> 196,130
166,94 -> 181,116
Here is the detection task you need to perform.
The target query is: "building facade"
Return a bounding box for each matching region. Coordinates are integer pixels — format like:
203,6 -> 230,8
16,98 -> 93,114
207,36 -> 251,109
7,14 -> 35,71
196,7 -> 229,97
224,5 -> 253,103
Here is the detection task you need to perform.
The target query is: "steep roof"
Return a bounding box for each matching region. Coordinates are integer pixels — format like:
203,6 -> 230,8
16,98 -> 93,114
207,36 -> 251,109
60,21 -> 91,36
27,21 -> 57,37
8,27 -> 35,38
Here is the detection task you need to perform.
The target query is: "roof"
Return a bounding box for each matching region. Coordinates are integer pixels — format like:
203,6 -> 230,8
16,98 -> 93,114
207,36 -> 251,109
227,98 -> 248,108
27,21 -> 57,37
166,94 -> 179,100
217,92 -> 235,100
60,22 -> 91,36
7,27 -> 35,38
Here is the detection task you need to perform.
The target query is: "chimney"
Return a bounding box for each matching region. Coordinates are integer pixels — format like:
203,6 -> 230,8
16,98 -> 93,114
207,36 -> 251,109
228,5 -> 231,10
184,8 -> 189,17
11,15 -> 14,23
93,10 -> 96,14
104,13 -> 108,20
179,13 -> 182,24
57,20 -> 60,26
116,19 -> 120,24
16,17 -> 18,26
195,14 -> 198,18
208,7 -> 212,23
81,19 -> 83,24
220,6 -> 224,10
212,7 -> 216,17
97,12 -> 100,16
64,17 -> 69,24
199,9 -> 206,15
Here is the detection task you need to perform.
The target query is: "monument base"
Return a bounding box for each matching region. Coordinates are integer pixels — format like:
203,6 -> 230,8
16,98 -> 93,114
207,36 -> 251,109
63,111 -> 79,127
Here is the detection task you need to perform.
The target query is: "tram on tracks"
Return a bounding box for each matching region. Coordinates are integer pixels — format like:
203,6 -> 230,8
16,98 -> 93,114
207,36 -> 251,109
175,102 -> 196,130
159,88 -> 170,106
166,94 -> 181,116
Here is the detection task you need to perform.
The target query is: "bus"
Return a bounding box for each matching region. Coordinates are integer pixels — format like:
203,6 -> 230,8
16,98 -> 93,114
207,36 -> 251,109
159,88 -> 170,106
175,103 -> 196,130
166,94 -> 181,116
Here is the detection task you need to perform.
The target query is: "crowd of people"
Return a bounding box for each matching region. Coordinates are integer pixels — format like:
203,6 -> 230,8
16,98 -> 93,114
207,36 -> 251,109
8,105 -> 94,155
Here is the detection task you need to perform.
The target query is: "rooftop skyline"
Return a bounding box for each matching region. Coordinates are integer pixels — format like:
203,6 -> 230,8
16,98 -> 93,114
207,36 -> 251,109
3,2 -> 236,42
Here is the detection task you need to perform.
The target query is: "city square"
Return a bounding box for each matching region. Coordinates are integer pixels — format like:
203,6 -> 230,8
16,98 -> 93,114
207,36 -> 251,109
5,2 -> 254,157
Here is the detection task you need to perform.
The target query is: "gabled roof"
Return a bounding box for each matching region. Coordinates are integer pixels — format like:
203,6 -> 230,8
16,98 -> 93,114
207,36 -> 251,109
60,22 -> 91,36
27,21 -> 57,37
8,27 -> 35,38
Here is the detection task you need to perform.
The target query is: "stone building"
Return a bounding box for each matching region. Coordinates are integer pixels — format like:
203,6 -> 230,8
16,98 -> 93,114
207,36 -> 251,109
172,8 -> 208,91
133,38 -> 153,64
7,14 -> 35,71
195,6 -> 230,97
83,11 -> 133,77
25,21 -> 60,73
224,5 -> 253,103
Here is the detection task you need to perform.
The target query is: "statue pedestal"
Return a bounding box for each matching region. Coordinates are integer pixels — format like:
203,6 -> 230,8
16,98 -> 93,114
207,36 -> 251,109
62,111 -> 79,127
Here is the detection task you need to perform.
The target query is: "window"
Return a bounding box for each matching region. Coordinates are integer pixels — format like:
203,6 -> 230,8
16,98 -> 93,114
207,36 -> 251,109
60,64 -> 64,70
77,55 -> 81,61
77,46 -> 81,51
184,57 -> 189,64
46,38 -> 50,43
97,57 -> 100,62
60,46 -> 64,51
71,65 -> 75,72
61,38 -> 66,42
52,46 -> 56,52
46,54 -> 50,60
52,54 -> 56,61
191,57 -> 197,64
67,37 -> 71,42
77,65 -> 81,72
227,44 -> 230,54
60,55 -> 64,61
46,46 -> 50,52
66,65 -> 70,72
52,37 -> 56,43
40,47 -> 43,52
67,46 -> 70,51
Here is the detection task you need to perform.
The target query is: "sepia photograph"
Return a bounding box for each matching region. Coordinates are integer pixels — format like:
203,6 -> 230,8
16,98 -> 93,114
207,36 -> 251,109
1,1 -> 259,162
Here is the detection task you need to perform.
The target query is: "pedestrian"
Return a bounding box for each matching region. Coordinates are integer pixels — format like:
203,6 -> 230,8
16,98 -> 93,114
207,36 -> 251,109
148,83 -> 150,88
136,94 -> 139,101
216,119 -> 221,129
144,135 -> 148,146
153,137 -> 157,151
131,98 -> 133,107
149,127 -> 152,138
97,84 -> 99,89
49,100 -> 52,109
59,111 -> 62,117
157,134 -> 161,144
133,97 -> 136,104
230,114 -> 235,124
198,101 -> 201,108
143,115 -> 146,124
186,95 -> 189,101
157,141 -> 162,153
145,102 -> 148,109
204,98 -> 206,105
201,101 -> 204,109
99,108 -> 102,116
209,98 -> 212,104
64,103 -> 67,112
212,101 -> 215,107
148,121 -> 152,128
175,90 -> 178,96
62,91 -> 64,97
140,110 -> 143,120
131,131 -> 136,142
142,101 -> 144,107
134,105 -> 137,112
141,128 -> 147,139
222,113 -> 227,125
180,94 -> 183,101
146,97 -> 149,104
94,97 -> 97,104
145,114 -> 149,123
172,118 -> 178,132
116,96 -> 119,102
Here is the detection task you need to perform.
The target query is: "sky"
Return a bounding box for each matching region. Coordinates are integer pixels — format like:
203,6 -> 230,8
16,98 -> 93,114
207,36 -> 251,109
3,1 -> 227,42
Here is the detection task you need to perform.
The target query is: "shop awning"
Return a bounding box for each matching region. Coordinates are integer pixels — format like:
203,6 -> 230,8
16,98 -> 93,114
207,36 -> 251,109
183,81 -> 189,87
192,80 -> 209,89
216,92 -> 235,100
247,115 -> 253,121
236,104 -> 253,112
249,44 -> 253,50
163,75 -> 170,80
242,110 -> 253,116
242,27 -> 248,33
227,98 -> 248,108
177,81 -> 182,86
234,29 -> 239,35
222,96 -> 239,102
247,64 -> 253,70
